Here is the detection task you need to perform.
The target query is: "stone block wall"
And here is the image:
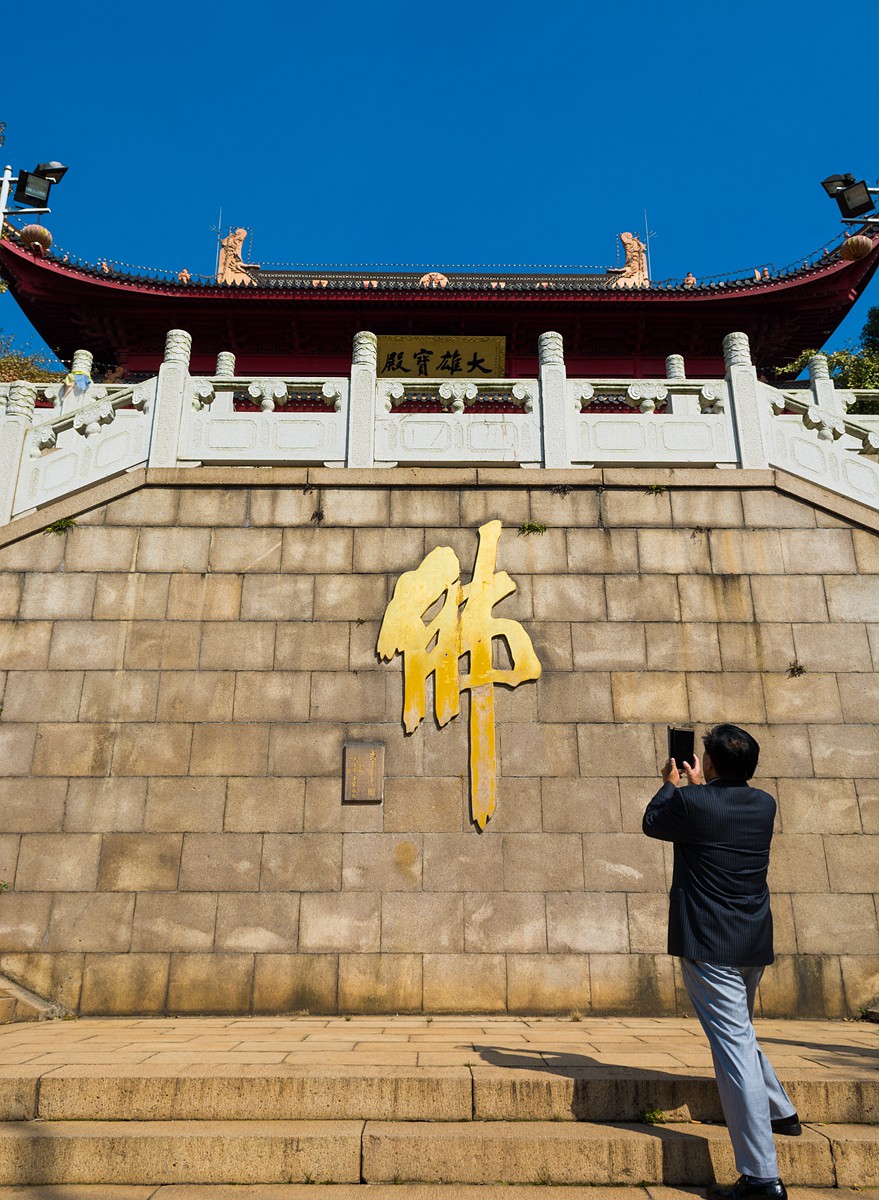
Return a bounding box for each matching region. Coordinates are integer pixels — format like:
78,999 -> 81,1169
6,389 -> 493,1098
0,467 -> 876,1016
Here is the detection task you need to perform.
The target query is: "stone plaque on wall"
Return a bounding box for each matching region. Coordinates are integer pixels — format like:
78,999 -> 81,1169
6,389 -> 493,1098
343,742 -> 385,804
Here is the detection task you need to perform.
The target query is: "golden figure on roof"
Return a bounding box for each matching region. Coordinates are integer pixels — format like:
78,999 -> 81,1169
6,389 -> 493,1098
217,228 -> 259,286
610,231 -> 650,289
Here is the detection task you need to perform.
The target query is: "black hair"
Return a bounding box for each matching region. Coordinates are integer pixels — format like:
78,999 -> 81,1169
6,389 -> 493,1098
702,724 -> 760,781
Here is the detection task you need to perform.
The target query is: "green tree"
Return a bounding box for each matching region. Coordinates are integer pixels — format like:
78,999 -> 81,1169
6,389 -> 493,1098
861,305 -> 879,355
0,332 -> 62,383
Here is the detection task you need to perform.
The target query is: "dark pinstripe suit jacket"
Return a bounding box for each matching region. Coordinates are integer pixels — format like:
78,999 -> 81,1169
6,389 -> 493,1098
643,779 -> 776,967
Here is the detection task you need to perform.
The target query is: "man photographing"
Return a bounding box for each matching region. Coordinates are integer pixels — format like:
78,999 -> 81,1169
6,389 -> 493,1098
643,724 -> 800,1200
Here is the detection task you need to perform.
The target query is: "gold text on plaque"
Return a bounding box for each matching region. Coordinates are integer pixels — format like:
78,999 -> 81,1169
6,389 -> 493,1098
376,336 -> 506,378
377,521 -> 541,829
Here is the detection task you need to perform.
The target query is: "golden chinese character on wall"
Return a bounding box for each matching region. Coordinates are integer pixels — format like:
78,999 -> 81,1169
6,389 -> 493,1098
377,521 -> 541,830
376,336 -> 506,379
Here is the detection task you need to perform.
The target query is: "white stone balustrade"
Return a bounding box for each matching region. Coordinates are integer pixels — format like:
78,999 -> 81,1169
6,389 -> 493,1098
766,386 -> 879,507
2,327 -> 879,524
5,377 -> 156,519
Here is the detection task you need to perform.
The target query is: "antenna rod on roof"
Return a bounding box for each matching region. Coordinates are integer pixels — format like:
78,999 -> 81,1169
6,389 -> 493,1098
210,207 -> 223,276
644,208 -> 657,279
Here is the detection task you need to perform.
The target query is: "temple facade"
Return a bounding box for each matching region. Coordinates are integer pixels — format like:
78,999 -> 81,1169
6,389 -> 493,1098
0,223 -> 877,1019
1,224 -> 878,378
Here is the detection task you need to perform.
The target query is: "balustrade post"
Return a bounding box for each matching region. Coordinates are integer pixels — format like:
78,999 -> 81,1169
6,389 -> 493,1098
808,353 -> 846,416
148,329 -> 192,468
60,349 -> 94,414
347,331 -> 378,468
214,350 -> 236,415
538,331 -> 571,468
723,331 -> 771,469
0,381 -> 37,524
665,353 -> 700,414
666,354 -> 686,380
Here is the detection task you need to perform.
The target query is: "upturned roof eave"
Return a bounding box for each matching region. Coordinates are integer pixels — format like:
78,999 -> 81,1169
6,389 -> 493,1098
2,234 -> 877,304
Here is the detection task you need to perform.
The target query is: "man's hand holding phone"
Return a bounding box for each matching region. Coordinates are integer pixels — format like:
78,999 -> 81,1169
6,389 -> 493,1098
665,727 -> 704,786
662,754 -> 704,786
683,754 -> 703,785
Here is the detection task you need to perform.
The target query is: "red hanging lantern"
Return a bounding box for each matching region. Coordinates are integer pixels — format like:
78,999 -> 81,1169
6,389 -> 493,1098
839,234 -> 874,261
19,224 -> 53,253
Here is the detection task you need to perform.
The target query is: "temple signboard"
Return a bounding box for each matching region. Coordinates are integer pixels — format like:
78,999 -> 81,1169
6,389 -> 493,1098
376,336 -> 506,378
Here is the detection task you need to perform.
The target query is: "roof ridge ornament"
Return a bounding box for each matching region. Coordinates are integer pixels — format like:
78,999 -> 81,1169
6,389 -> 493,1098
609,232 -> 650,289
217,228 -> 258,286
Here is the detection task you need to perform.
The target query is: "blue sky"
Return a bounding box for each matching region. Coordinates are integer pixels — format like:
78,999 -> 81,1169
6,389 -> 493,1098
2,0 -> 876,365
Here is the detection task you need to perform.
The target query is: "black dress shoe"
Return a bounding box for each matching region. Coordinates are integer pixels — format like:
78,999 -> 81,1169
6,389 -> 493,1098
770,1111 -> 802,1136
707,1178 -> 787,1199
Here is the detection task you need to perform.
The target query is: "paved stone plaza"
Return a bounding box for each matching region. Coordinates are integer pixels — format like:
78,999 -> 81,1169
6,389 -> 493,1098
0,1013 -> 875,1070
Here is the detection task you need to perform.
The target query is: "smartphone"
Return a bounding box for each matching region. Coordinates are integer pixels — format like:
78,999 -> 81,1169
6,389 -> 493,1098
667,726 -> 695,768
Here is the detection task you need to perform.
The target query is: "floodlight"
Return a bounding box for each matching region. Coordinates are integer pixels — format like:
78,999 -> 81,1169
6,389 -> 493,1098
835,180 -> 875,220
821,173 -> 855,197
34,162 -> 68,184
13,171 -> 51,207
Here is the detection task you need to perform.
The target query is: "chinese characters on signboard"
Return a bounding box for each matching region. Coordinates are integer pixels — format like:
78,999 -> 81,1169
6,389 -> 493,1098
377,521 -> 541,830
376,336 -> 506,379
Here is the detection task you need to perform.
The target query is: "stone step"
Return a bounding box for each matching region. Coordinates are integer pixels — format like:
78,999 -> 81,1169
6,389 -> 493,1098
0,1120 -> 362,1187
361,1120 -> 870,1187
471,1065 -> 879,1125
0,1119 -> 875,1187
6,1066 -> 470,1122
1,1190 -> 878,1200
7,1063 -> 877,1125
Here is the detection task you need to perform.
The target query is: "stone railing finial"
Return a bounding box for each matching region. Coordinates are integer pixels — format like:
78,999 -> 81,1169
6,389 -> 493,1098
216,351 -> 236,378
665,354 -> 686,380
723,332 -> 752,369
164,329 -> 192,367
7,381 -> 37,422
74,399 -> 115,438
626,381 -> 668,413
804,406 -> 845,441
71,349 -> 94,376
247,379 -> 289,412
353,331 -> 378,369
538,331 -> 564,367
808,353 -> 830,382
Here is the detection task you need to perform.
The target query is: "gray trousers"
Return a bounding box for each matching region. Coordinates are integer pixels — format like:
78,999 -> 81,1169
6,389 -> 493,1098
680,958 -> 795,1180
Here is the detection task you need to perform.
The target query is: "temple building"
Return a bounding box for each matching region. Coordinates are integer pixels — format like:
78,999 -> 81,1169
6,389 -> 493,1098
0,217 -> 877,1022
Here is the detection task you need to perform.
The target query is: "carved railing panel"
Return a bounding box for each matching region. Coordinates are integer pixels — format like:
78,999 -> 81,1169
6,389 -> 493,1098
762,386 -> 879,507
178,375 -> 348,465
565,379 -> 737,467
374,379 -> 540,464
10,380 -> 156,517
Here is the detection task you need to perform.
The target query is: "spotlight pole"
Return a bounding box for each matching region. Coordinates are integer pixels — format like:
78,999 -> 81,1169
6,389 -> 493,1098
0,164 -> 52,228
